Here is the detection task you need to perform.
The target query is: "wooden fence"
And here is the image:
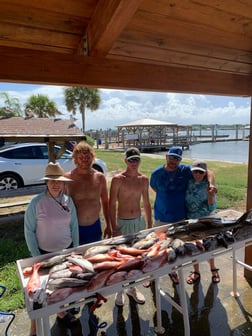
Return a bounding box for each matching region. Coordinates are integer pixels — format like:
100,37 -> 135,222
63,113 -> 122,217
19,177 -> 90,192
0,185 -> 45,223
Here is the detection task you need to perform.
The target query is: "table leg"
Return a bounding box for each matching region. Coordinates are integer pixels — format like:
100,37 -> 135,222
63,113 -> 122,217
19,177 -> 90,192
177,268 -> 190,336
35,318 -> 43,336
43,316 -> 51,336
154,278 -> 165,334
231,248 -> 239,297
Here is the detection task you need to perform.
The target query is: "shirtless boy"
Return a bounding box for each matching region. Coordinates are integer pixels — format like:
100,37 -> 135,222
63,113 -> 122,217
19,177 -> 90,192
64,141 -> 111,245
109,147 -> 152,306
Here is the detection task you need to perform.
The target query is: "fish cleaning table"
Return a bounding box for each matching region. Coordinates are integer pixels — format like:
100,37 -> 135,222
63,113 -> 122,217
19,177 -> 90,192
16,222 -> 252,336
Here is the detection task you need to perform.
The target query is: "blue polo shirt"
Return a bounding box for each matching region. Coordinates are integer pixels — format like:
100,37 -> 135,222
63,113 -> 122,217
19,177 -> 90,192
150,164 -> 192,223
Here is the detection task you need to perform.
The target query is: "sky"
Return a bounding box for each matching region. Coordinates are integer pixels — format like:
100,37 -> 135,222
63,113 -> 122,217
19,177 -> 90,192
0,82 -> 251,131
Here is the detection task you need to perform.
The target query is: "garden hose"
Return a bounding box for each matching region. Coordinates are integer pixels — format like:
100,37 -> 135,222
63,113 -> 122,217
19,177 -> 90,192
0,285 -> 16,336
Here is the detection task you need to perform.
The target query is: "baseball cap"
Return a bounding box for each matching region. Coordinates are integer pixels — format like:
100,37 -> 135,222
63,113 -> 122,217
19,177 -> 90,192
191,160 -> 207,172
168,146 -> 183,159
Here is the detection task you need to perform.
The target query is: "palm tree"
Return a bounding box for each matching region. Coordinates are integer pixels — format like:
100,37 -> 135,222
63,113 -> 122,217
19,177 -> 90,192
64,87 -> 101,132
0,92 -> 22,117
24,94 -> 60,118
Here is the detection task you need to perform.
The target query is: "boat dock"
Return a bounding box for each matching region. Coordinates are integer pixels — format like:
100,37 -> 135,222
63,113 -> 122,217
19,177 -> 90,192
90,123 -> 249,153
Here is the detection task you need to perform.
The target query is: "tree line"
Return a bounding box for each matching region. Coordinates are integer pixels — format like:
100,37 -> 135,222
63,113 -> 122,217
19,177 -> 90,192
0,87 -> 101,132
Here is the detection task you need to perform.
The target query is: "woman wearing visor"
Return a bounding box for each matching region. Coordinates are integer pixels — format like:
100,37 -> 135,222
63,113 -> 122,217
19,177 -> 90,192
185,160 -> 219,284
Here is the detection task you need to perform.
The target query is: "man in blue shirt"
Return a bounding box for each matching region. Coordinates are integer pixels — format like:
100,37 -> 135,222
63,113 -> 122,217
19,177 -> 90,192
151,146 -> 192,225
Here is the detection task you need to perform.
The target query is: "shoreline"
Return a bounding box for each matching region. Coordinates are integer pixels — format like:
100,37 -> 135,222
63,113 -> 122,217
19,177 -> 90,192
141,152 -> 248,165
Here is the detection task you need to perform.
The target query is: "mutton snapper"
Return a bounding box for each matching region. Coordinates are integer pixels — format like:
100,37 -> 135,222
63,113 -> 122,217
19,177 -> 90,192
125,269 -> 144,280
86,269 -> 115,291
85,253 -> 116,263
47,287 -> 86,304
116,257 -> 145,271
106,271 -> 128,286
93,260 -> 124,271
117,245 -> 150,256
142,250 -> 168,273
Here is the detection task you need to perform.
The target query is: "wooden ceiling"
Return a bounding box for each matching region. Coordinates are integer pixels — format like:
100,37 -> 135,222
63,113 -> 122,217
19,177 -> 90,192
0,0 -> 252,96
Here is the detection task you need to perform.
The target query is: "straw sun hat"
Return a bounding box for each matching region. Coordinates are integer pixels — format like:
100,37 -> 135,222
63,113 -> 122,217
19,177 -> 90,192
41,162 -> 73,182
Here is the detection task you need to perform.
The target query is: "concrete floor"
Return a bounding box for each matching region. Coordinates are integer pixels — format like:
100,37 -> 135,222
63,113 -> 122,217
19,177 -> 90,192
2,247 -> 252,336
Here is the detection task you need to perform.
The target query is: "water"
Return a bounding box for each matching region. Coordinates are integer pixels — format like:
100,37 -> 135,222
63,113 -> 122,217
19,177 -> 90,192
155,141 -> 249,163
182,141 -> 249,163
171,128 -> 250,163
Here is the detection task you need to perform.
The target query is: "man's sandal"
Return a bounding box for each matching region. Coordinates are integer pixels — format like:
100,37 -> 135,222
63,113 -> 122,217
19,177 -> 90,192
169,272 -> 179,285
186,271 -> 201,285
211,268 -> 220,283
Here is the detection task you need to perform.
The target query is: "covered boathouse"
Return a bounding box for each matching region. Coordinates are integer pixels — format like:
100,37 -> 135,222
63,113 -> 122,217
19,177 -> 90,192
116,118 -> 192,152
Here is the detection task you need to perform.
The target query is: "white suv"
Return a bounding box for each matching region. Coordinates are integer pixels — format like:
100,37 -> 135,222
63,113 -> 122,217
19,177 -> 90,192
0,143 -> 107,190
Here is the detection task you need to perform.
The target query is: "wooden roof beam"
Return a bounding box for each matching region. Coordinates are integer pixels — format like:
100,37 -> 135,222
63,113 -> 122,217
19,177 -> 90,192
0,46 -> 252,97
84,0 -> 143,56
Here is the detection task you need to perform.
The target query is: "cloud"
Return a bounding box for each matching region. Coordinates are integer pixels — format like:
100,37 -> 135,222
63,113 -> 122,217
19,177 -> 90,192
0,84 -> 250,130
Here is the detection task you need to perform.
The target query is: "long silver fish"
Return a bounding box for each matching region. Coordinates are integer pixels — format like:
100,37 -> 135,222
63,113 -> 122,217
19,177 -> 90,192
67,256 -> 95,273
73,272 -> 96,280
48,277 -> 89,289
83,245 -> 115,257
49,261 -> 69,274
49,269 -> 73,279
40,254 -> 70,268
105,234 -> 137,245
132,238 -> 157,250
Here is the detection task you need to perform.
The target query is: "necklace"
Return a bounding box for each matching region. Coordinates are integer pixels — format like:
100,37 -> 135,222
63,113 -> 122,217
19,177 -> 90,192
47,189 -> 70,212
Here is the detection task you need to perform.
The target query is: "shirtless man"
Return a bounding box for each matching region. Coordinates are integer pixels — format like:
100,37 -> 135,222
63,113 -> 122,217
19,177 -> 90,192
109,147 -> 152,306
64,141 -> 111,245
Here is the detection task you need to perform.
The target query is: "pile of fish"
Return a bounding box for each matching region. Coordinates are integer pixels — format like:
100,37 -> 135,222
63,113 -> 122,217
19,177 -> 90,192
23,209 -> 252,307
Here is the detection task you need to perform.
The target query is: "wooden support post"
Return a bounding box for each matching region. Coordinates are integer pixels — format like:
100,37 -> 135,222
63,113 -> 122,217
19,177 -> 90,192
48,141 -> 56,163
245,97 -> 252,279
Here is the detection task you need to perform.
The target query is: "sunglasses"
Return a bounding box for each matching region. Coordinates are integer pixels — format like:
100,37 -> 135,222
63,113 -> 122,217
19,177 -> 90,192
192,170 -> 205,175
168,155 -> 181,161
127,157 -> 140,163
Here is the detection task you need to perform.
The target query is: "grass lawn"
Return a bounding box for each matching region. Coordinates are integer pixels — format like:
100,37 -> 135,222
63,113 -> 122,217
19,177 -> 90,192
0,149 -> 248,311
